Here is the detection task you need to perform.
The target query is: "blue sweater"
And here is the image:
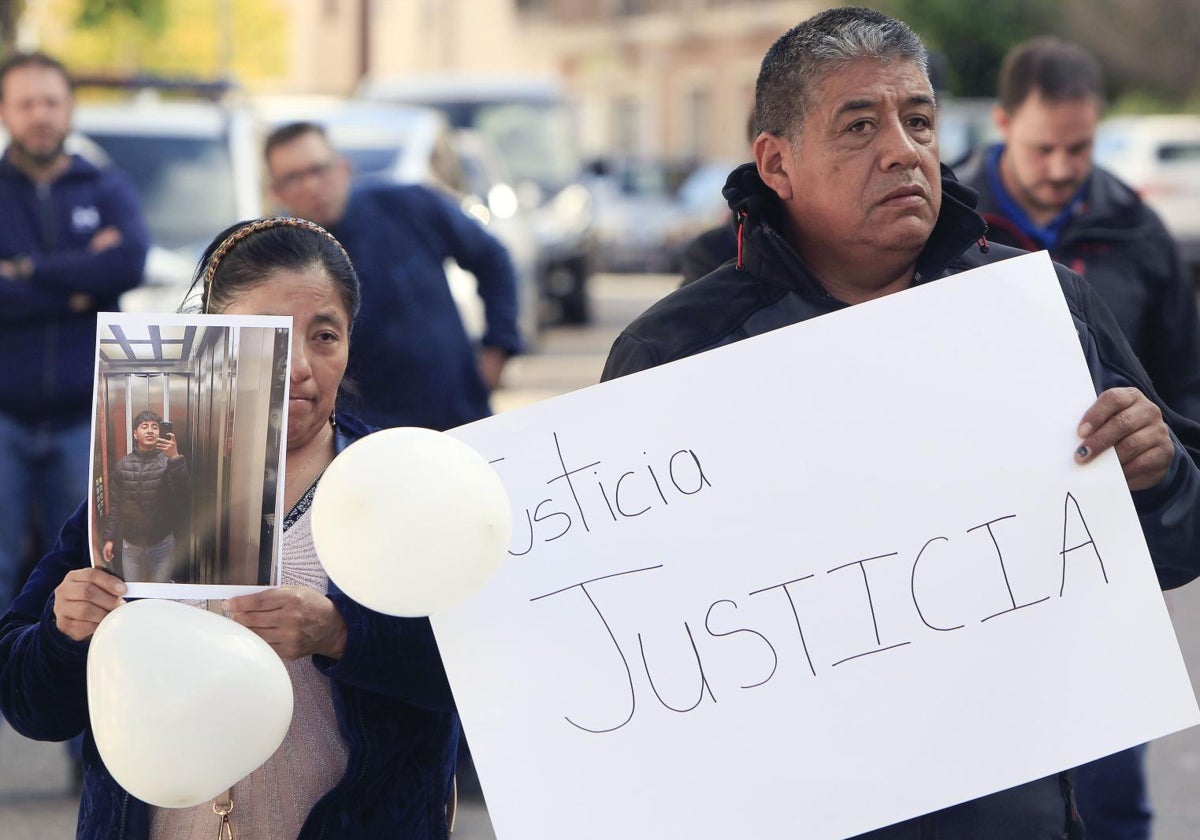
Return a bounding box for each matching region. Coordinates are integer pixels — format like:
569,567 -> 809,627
0,152 -> 148,424
0,414 -> 460,839
333,183 -> 521,431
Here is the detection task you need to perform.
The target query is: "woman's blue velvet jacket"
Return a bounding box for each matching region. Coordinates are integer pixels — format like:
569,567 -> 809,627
0,413 -> 460,839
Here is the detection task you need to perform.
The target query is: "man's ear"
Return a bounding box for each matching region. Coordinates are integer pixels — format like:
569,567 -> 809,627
265,158 -> 283,206
991,103 -> 1010,137
754,133 -> 794,201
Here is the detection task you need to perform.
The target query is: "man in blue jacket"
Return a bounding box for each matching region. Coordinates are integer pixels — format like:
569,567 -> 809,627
264,121 -> 521,432
0,52 -> 148,609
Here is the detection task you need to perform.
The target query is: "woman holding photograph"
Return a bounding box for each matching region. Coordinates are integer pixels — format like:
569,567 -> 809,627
0,218 -> 460,839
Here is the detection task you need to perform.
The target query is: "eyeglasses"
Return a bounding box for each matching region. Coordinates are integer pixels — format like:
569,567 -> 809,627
272,159 -> 337,193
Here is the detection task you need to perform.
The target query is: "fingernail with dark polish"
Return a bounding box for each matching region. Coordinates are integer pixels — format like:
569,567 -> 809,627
1076,445 -> 1090,459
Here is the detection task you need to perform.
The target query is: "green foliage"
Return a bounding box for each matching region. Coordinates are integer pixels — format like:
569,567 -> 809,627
42,0 -> 288,85
872,0 -> 1065,97
1111,90 -> 1200,117
76,0 -> 166,34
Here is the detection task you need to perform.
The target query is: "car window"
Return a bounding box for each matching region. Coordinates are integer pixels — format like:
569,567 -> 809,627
324,123 -> 412,179
677,164 -> 730,212
1158,143 -> 1200,162
83,133 -> 237,251
1094,133 -> 1130,159
470,102 -> 579,191
340,146 -> 405,178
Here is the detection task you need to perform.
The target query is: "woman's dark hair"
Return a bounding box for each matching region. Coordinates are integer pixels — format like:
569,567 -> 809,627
186,217 -> 361,326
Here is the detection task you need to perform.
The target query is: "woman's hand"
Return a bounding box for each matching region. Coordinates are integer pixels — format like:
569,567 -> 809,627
53,568 -> 127,642
224,586 -> 347,661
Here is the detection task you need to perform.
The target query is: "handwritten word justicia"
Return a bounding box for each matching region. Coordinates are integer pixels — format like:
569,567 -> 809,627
532,492 -> 1105,733
490,432 -> 713,557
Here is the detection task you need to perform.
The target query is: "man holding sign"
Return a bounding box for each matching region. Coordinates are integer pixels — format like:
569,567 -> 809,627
603,7 -> 1200,838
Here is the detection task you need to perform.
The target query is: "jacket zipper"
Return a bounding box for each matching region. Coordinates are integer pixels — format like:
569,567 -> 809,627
36,181 -> 59,401
117,790 -> 129,838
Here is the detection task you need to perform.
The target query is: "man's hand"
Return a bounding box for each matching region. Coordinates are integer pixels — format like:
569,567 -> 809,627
88,226 -> 122,253
53,568 -> 126,642
103,540 -> 114,563
224,586 -> 347,661
478,345 -> 509,391
1075,387 -> 1174,491
157,432 -> 180,459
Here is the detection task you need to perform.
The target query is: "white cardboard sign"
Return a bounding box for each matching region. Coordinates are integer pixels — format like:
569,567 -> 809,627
438,252 -> 1199,839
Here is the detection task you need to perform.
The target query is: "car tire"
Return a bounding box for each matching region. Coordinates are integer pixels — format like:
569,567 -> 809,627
543,258 -> 591,325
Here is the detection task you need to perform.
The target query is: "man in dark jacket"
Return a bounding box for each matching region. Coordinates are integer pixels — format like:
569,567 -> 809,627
955,38 -> 1197,839
264,122 -> 521,432
102,410 -> 188,583
0,52 -> 148,608
604,8 -> 1200,838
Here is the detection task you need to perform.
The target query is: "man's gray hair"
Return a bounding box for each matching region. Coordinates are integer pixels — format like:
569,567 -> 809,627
754,7 -> 930,139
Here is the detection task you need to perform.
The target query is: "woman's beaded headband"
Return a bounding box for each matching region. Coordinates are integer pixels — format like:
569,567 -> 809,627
202,216 -> 352,292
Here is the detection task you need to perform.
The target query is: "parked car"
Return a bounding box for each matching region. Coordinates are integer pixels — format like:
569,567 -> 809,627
1095,114 -> 1200,278
936,97 -> 1000,168
254,96 -> 542,347
359,75 -> 595,324
583,156 -> 692,274
72,88 -> 262,313
451,127 -> 541,347
661,158 -> 744,269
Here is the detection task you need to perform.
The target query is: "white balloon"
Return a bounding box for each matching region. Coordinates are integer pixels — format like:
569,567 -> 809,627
310,427 -> 511,616
87,599 -> 293,808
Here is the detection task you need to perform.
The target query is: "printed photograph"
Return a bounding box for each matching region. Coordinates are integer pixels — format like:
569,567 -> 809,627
89,312 -> 291,598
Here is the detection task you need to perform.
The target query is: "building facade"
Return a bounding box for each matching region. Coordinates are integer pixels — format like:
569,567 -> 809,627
298,0 -> 822,163
22,0 -> 824,164
518,0 -> 821,161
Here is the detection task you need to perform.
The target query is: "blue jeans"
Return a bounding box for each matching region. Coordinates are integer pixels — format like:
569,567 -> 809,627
0,412 -> 91,611
1074,744 -> 1151,840
120,534 -> 176,583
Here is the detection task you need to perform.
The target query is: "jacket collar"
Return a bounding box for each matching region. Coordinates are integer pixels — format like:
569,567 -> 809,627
958,143 -> 1147,240
721,162 -> 988,298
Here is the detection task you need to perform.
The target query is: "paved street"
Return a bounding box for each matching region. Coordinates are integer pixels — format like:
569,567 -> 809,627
3,272 -> 1200,837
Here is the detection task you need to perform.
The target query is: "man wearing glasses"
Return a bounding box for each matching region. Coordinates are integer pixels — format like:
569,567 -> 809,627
264,121 -> 521,432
